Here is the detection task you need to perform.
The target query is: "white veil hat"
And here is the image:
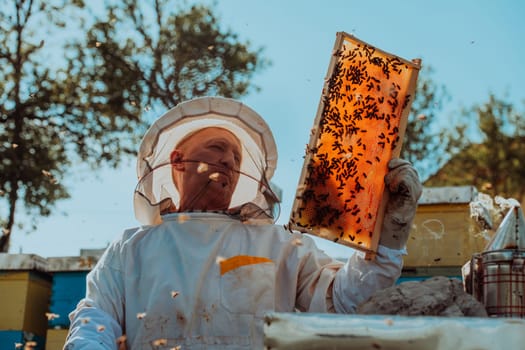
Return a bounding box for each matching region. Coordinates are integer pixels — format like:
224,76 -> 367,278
134,96 -> 278,225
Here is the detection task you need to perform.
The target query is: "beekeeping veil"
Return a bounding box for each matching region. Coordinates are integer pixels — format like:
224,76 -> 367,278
134,96 -> 279,225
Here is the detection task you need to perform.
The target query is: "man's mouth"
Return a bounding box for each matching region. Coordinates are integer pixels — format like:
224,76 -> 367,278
208,170 -> 231,187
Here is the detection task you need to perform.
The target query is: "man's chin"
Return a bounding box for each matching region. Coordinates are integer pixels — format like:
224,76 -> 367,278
204,188 -> 233,207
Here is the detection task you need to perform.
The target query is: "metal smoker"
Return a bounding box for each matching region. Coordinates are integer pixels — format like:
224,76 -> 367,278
463,205 -> 525,317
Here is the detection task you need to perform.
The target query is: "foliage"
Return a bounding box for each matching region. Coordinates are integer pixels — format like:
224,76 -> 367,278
425,94 -> 525,202
68,0 -> 267,114
0,0 -> 83,251
0,0 -> 267,252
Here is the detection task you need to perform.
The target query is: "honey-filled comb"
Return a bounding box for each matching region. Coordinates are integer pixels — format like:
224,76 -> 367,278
290,32 -> 421,259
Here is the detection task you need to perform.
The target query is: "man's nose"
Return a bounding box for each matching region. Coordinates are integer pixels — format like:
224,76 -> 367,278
220,151 -> 237,169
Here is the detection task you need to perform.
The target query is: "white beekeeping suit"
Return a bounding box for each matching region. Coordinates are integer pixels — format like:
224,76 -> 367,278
65,97 -> 420,349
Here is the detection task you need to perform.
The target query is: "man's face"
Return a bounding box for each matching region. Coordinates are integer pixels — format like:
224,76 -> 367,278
171,127 -> 242,211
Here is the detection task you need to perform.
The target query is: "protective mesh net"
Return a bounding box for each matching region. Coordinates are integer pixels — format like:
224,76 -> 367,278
134,97 -> 279,225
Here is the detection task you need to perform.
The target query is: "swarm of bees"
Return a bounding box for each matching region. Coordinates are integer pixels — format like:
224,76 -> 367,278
291,33 -> 420,255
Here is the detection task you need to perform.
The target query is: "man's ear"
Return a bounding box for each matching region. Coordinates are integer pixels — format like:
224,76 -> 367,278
170,149 -> 185,171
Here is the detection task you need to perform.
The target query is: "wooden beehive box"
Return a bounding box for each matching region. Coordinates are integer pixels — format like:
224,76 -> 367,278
290,32 -> 421,258
0,254 -> 51,338
45,329 -> 69,350
46,255 -> 100,329
44,252 -> 102,349
404,186 -> 493,268
0,331 -> 45,350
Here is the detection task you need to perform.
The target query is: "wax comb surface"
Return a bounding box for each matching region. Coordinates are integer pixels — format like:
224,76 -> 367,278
290,32 -> 421,258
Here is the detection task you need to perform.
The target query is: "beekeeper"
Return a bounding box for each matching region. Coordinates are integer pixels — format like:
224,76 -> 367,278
65,96 -> 422,349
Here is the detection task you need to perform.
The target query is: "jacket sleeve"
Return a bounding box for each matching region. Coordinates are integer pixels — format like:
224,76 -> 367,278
64,244 -> 125,349
332,245 -> 405,313
291,231 -> 404,314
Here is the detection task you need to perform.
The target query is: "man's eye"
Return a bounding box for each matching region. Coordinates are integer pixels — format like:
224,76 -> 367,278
209,144 -> 224,151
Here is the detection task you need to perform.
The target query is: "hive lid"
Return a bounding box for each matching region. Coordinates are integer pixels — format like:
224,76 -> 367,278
46,256 -> 99,272
484,206 -> 525,251
0,253 -> 48,271
418,186 -> 478,205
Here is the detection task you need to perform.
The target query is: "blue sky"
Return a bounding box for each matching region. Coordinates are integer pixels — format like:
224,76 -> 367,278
10,0 -> 525,257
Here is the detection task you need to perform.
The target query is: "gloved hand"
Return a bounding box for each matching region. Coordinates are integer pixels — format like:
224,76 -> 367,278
379,158 -> 423,250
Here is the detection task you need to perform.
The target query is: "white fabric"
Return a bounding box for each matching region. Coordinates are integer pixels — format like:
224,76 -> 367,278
65,212 -> 404,349
134,97 -> 278,225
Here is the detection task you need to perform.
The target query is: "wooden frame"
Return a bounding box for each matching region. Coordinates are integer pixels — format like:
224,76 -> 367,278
289,32 -> 421,259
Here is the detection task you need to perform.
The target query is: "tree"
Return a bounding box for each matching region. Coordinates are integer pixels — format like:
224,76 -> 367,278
0,0 -> 84,252
425,94 -> 525,202
401,65 -> 450,180
0,0 -> 267,252
68,0 -> 267,116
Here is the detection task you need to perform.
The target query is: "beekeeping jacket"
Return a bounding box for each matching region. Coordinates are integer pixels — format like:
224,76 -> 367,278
65,97 -> 405,350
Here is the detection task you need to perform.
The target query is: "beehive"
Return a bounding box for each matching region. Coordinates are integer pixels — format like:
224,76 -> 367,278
404,186 -> 493,268
0,331 -> 45,350
264,312 -> 525,349
399,266 -> 462,283
45,329 -> 69,350
290,32 -> 420,258
44,252 -> 103,349
0,254 -> 51,338
46,255 -> 99,328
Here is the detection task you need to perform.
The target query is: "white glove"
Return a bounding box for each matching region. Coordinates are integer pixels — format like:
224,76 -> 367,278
379,158 -> 423,250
